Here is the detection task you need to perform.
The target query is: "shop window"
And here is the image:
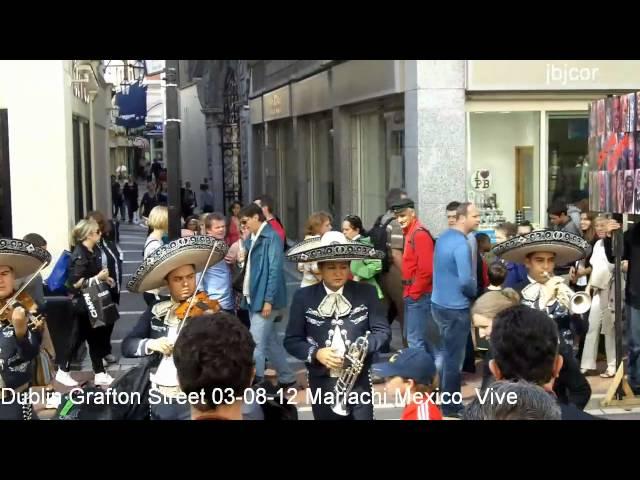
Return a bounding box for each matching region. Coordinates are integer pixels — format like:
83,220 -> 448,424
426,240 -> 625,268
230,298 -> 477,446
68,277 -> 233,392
351,109 -> 404,229
469,112 -> 541,232
548,115 -> 589,217
300,113 -> 335,221
82,121 -> 93,213
72,117 -> 84,222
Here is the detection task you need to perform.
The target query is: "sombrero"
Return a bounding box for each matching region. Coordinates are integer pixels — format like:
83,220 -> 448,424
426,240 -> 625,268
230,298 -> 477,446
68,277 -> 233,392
127,235 -> 228,293
286,231 -> 385,263
491,230 -> 588,265
0,238 -> 51,279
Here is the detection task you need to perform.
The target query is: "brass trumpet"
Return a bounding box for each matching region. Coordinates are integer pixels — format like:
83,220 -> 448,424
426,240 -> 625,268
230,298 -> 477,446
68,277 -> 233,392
542,272 -> 591,315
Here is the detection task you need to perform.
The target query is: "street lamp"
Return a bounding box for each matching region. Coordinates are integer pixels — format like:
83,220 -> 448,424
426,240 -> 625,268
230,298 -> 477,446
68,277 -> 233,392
118,60 -> 146,94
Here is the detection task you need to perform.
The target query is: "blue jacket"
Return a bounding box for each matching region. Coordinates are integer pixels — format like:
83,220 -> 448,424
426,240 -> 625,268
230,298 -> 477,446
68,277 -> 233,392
241,223 -> 287,312
432,229 -> 477,309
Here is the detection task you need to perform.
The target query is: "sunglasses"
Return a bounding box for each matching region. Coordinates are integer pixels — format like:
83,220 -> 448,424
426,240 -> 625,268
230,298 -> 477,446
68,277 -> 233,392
240,219 -> 248,225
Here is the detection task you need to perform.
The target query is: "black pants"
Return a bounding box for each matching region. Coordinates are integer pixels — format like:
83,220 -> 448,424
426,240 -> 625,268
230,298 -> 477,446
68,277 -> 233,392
127,200 -> 138,222
235,308 -> 251,330
60,311 -> 107,374
307,373 -> 374,420
103,323 -> 115,356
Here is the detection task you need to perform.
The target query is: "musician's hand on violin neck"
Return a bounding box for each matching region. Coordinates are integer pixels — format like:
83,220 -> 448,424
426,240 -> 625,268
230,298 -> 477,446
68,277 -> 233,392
316,347 -> 344,369
147,337 -> 174,355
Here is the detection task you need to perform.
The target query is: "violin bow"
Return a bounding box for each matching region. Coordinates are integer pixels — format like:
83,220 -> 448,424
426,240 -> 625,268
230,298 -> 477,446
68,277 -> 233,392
0,260 -> 50,318
177,240 -> 223,335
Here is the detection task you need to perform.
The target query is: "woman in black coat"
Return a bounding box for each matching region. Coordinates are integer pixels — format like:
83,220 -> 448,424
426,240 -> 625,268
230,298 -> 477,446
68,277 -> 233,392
87,211 -> 122,367
54,219 -> 115,388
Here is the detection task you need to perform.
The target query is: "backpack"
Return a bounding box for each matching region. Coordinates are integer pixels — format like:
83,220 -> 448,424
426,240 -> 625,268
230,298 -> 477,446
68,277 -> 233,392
409,226 -> 435,251
369,215 -> 395,273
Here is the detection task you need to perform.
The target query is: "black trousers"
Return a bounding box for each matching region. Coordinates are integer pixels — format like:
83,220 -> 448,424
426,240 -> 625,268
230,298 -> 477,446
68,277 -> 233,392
307,372 -> 374,420
60,311 -> 108,374
103,323 -> 115,356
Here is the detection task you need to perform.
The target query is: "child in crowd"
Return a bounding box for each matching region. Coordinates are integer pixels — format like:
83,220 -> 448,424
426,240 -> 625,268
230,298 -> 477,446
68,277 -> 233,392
374,348 -> 443,420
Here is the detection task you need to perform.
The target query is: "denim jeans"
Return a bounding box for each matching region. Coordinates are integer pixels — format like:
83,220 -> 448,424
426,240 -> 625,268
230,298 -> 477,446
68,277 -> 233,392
626,305 -> 640,391
250,309 -> 296,384
431,304 -> 470,416
403,293 -> 433,351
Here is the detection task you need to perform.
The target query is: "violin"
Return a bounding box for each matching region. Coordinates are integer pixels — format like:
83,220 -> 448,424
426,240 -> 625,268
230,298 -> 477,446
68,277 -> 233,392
175,291 -> 221,320
0,291 -> 44,330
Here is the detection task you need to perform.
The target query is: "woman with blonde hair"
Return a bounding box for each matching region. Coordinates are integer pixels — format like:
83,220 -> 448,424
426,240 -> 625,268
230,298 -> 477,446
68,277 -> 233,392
143,206 -> 169,306
55,219 -> 116,387
298,211 -> 333,288
86,210 -> 122,366
580,216 -> 617,377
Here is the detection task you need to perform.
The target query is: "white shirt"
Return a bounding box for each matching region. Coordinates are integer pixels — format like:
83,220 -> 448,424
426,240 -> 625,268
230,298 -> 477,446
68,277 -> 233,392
243,221 -> 268,305
324,284 -> 344,296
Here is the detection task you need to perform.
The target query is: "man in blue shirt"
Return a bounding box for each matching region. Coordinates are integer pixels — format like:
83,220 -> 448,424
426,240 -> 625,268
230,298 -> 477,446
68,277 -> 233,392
432,202 -> 481,417
199,213 -> 235,312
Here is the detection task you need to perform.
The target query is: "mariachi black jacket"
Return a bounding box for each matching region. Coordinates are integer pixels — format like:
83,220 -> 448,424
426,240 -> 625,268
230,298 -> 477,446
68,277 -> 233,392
121,300 -> 173,358
284,280 -> 390,378
0,322 -> 42,389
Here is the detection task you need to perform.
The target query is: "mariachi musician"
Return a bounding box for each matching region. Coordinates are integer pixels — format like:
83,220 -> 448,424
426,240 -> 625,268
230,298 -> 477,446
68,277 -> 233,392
0,238 -> 51,420
492,230 -> 592,409
121,235 -> 227,420
284,231 -> 391,420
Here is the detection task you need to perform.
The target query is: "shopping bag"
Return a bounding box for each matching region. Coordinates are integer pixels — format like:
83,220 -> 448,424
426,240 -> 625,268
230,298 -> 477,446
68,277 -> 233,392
46,250 -> 71,294
80,282 -> 120,328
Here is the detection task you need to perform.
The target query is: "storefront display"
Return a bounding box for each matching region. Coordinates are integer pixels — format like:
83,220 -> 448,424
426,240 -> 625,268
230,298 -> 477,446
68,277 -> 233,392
588,92 -> 640,214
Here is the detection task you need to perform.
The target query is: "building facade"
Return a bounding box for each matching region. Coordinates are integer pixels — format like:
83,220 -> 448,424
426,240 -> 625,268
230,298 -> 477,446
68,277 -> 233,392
0,60 -> 112,273
247,60 -> 640,241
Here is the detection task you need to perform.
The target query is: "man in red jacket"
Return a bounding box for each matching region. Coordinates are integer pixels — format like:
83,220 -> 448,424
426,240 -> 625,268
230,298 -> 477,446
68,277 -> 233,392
391,198 -> 435,350
254,195 -> 286,247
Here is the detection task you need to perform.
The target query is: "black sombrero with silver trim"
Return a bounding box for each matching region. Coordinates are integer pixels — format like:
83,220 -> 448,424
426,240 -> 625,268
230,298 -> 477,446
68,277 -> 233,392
127,235 -> 228,293
0,238 -> 51,279
492,230 -> 588,265
286,231 -> 385,263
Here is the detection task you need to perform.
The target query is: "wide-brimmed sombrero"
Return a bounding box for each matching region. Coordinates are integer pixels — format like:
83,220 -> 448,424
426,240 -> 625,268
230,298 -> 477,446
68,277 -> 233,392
127,235 -> 228,293
286,231 -> 385,263
0,238 -> 51,279
492,230 -> 588,265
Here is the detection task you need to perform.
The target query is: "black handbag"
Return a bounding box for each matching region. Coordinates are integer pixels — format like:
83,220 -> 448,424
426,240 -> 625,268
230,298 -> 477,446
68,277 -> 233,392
110,353 -> 162,420
232,262 -> 246,294
80,281 -> 120,328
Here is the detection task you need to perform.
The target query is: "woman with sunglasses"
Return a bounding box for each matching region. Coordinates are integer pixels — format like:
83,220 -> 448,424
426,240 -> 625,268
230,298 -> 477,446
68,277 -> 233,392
342,215 -> 384,299
55,219 -> 116,387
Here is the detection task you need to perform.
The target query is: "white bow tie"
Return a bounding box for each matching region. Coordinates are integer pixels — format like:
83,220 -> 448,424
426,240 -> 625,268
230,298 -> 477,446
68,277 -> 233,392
317,292 -> 352,318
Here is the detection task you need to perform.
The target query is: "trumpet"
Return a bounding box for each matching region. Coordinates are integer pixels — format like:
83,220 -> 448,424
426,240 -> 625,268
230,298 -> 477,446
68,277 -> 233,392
542,272 -> 591,315
331,331 -> 370,416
